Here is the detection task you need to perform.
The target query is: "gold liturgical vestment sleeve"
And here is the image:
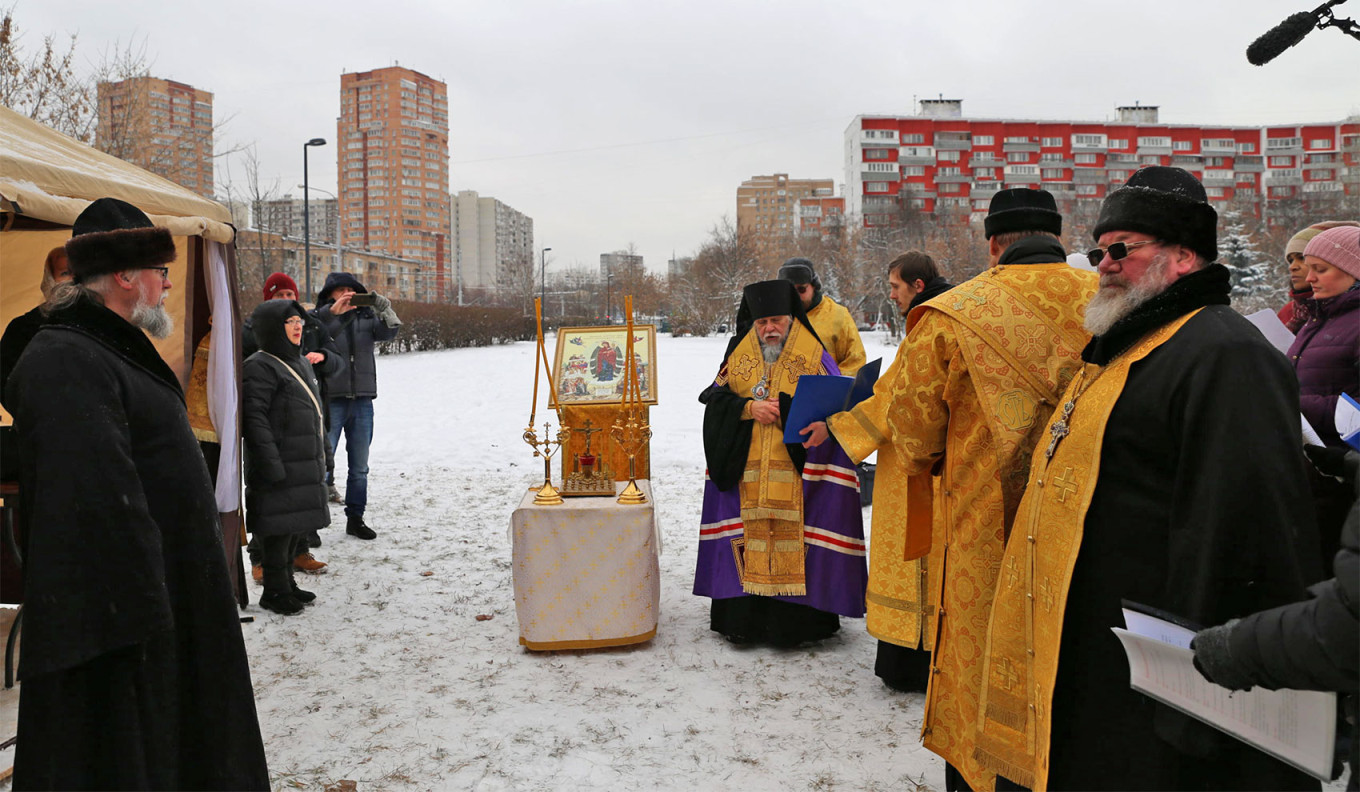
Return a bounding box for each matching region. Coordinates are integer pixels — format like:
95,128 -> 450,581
884,263 -> 1098,792
806,296 -> 866,376
827,336 -> 930,650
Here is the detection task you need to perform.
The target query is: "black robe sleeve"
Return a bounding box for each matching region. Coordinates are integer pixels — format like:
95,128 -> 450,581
700,384 -> 752,492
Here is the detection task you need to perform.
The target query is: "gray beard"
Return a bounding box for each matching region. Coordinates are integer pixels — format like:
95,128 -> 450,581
761,338 -> 784,363
1083,255 -> 1170,336
132,284 -> 174,340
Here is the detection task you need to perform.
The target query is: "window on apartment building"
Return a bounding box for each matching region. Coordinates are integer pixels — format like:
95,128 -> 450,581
901,146 -> 932,158
1074,153 -> 1098,164
1077,185 -> 1099,195
1010,165 -> 1038,175
1007,152 -> 1029,162
1140,155 -> 1162,164
1312,169 -> 1335,180
1204,157 -> 1227,167
1173,141 -> 1193,151
939,184 -> 961,193
1267,137 -> 1302,149
1041,137 -> 1064,147
866,163 -> 895,172
865,149 -> 891,160
866,182 -> 892,192
1041,153 -> 1064,162
1138,137 -> 1171,147
1041,168 -> 1065,179
1075,134 -> 1107,146
902,166 -> 926,176
908,199 -> 926,209
974,135 -> 994,146
938,151 -> 960,162
938,167 -> 961,175
1308,153 -> 1336,163
1309,138 -> 1334,149
1202,138 -> 1234,149
974,167 -> 995,178
902,133 -> 925,144
1268,156 -> 1294,167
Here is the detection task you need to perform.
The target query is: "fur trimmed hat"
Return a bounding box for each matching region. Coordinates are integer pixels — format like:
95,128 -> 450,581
263,271 -> 300,300
65,198 -> 176,283
1093,166 -> 1218,263
984,188 -> 1063,239
1303,225 -> 1360,281
1286,220 -> 1360,258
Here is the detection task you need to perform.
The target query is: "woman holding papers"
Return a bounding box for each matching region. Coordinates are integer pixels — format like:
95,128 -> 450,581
1288,225 -> 1360,574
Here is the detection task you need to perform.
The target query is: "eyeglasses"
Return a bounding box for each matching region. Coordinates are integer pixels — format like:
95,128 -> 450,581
1086,240 -> 1157,268
284,317 -> 305,327
143,266 -> 171,280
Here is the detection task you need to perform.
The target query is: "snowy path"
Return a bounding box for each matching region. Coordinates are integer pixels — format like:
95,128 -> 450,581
241,331 -> 948,791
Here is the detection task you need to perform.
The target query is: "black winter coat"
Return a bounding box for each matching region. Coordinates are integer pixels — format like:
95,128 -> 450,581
312,272 -> 399,399
4,294 -> 268,789
242,300 -> 335,537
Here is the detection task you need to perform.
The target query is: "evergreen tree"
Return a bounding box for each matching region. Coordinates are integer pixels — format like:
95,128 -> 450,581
1219,210 -> 1278,314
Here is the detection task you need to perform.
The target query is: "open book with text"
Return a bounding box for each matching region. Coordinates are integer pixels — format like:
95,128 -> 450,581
1112,603 -> 1337,781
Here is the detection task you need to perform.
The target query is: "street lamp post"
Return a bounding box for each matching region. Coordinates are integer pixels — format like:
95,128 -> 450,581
298,183 -> 342,286
302,137 -> 327,299
605,270 -> 613,325
540,247 -> 551,316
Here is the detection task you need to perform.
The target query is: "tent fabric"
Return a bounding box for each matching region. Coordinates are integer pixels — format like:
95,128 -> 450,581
0,104 -> 234,243
205,241 -> 240,513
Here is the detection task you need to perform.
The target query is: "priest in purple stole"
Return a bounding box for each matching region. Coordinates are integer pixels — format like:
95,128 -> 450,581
694,279 -> 867,646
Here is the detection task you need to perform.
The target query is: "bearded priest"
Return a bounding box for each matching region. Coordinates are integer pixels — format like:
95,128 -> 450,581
694,279 -> 868,647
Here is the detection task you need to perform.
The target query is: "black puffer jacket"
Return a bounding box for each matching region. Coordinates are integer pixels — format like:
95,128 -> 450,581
311,272 -> 400,399
242,300 -> 334,537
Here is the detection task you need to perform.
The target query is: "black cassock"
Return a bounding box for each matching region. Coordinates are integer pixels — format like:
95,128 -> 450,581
6,296 -> 268,791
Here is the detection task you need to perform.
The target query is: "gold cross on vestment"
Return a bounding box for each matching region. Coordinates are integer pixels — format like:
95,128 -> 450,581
1052,467 -> 1078,503
1045,401 -> 1075,460
1040,575 -> 1057,613
1004,555 -> 1022,590
994,657 -> 1020,691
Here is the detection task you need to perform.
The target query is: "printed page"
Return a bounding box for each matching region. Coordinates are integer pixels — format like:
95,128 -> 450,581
1112,627 -> 1336,780
1244,308 -> 1295,355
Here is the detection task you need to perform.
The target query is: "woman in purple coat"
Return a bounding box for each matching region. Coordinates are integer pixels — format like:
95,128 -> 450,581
1288,225 -> 1360,574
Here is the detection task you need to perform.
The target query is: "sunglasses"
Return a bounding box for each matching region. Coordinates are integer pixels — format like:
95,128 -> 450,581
1086,240 -> 1157,268
143,266 -> 171,279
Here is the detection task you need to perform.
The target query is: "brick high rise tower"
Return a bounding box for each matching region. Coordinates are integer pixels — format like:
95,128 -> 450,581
338,66 -> 451,301
96,76 -> 214,198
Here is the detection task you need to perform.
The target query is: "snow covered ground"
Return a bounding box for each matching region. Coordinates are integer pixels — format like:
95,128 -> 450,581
241,330 -> 950,791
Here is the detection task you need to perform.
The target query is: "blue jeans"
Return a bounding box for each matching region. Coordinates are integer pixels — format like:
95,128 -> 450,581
327,397 -> 373,518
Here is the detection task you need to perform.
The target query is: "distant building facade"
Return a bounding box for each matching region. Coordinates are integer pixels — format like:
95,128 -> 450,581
96,76 -> 214,198
845,99 -> 1359,227
600,251 -> 644,278
338,66 -> 452,301
451,189 -> 535,293
736,173 -> 837,255
254,195 -> 338,245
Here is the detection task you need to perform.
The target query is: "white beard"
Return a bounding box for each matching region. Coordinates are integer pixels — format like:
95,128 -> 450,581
761,337 -> 784,363
1084,254 -> 1171,336
132,280 -> 174,339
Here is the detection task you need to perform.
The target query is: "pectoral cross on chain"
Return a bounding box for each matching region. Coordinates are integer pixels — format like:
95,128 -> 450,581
1044,399 -> 1075,461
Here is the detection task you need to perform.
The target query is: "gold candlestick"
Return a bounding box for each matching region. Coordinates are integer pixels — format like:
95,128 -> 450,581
523,420 -> 566,505
612,295 -> 650,505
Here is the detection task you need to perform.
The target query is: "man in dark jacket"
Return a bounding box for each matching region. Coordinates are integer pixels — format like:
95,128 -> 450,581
1195,446 -> 1359,788
4,198 -> 268,789
313,271 -> 401,540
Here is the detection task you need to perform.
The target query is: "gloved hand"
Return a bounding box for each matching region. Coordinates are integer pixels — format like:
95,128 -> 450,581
370,292 -> 402,328
370,292 -> 392,313
1190,619 -> 1254,691
1303,444 -> 1351,479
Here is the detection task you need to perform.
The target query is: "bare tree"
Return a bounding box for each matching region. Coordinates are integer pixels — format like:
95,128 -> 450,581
218,145 -> 290,300
0,7 -> 93,141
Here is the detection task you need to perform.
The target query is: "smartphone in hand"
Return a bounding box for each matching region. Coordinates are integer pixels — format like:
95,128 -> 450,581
350,293 -> 377,307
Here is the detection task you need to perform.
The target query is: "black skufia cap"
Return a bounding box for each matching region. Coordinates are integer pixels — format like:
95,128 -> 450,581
984,188 -> 1063,239
741,279 -> 797,320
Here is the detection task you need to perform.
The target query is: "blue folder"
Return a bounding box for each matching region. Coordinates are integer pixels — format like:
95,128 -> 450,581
781,358 -> 881,444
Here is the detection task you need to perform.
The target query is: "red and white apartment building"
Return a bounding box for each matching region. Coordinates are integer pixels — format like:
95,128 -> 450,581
845,99 -> 1359,228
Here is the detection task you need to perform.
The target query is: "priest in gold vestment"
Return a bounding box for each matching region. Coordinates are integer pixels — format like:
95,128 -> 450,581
974,168 -> 1319,791
778,258 -> 867,376
883,189 -> 1097,792
800,250 -> 953,692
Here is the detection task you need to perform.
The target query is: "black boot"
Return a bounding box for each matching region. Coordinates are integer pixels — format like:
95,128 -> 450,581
259,591 -> 305,615
346,514 -> 377,540
290,576 -> 316,605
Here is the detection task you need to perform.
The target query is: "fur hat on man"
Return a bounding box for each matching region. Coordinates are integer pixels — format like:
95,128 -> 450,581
1286,220 -> 1360,258
777,257 -> 822,291
1093,166 -> 1218,263
65,197 -> 176,283
263,271 -> 300,300
1303,225 -> 1360,281
984,188 -> 1063,239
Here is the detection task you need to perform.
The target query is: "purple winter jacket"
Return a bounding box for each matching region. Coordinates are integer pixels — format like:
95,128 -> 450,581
1287,287 -> 1360,447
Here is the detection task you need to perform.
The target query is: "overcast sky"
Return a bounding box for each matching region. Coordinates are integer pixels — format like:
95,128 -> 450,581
17,0 -> 1360,277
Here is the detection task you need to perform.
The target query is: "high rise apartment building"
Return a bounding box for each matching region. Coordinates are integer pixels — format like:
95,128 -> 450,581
338,66 -> 451,301
96,76 -> 214,198
845,99 -> 1359,227
600,251 -> 644,278
737,174 -> 836,237
452,190 -> 534,293
254,195 -> 338,245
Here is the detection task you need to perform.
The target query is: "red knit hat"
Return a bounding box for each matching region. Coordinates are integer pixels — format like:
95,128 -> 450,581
263,272 -> 299,299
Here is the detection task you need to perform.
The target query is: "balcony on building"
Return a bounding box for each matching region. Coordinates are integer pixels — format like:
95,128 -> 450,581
1003,140 -> 1041,153
1201,141 -> 1236,155
898,147 -> 936,165
1137,145 -> 1173,156
1302,159 -> 1338,171
1202,170 -> 1235,187
1171,155 -> 1203,167
1236,157 -> 1265,172
1003,170 -> 1039,184
900,183 -> 936,197
971,182 -> 1001,198
1045,184 -> 1076,199
1265,170 -> 1304,186
934,133 -> 972,151
934,172 -> 973,184
1071,139 -> 1108,152
1073,168 -> 1107,184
